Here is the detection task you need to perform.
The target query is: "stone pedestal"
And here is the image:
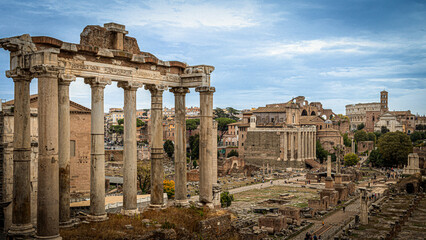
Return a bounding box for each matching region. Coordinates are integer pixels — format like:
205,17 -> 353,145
8,71 -> 35,237
170,87 -> 189,207
403,153 -> 420,175
85,77 -> 111,222
58,75 -> 75,228
146,85 -> 166,208
196,86 -> 215,207
118,82 -> 141,215
36,65 -> 61,239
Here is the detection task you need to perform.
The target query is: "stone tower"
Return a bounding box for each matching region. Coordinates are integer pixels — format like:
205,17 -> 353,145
380,90 -> 388,112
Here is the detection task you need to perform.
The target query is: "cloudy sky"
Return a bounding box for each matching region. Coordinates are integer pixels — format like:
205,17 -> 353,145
0,0 -> 425,115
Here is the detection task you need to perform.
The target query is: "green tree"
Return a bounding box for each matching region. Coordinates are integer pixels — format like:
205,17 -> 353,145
186,118 -> 200,131
214,108 -> 228,118
354,130 -> 368,142
110,125 -> 124,134
137,162 -> 150,194
368,149 -> 383,167
163,140 -> 174,158
227,150 -> 239,158
220,191 -> 234,208
316,140 -> 329,163
367,132 -> 376,143
192,160 -> 198,168
137,118 -> 145,128
410,131 -> 425,142
216,118 -> 237,142
381,126 -> 390,134
357,123 -> 365,130
117,118 -> 124,125
226,107 -> 240,121
373,131 -> 382,140
342,133 -> 351,147
189,134 -> 200,160
344,153 -> 359,166
377,132 -> 413,167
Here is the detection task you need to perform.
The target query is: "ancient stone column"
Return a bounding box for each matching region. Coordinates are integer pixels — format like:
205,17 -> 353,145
352,138 -> 355,153
170,87 -> 190,206
297,129 -> 301,161
290,132 -> 295,161
85,77 -> 111,221
7,70 -> 35,237
360,188 -> 368,224
146,84 -> 166,208
118,81 -> 141,215
212,120 -> 218,183
327,155 -> 332,177
35,65 -> 62,239
313,130 -> 316,159
283,132 -> 287,161
304,131 -> 308,160
195,86 -> 215,208
58,74 -> 75,228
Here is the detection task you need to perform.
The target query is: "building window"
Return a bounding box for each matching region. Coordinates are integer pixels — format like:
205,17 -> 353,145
70,140 -> 76,157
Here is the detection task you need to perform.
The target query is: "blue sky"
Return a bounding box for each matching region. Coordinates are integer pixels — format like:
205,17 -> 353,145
0,0 -> 425,115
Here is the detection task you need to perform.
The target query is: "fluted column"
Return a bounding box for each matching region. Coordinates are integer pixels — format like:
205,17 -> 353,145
196,86 -> 215,208
304,131 -> 308,160
283,132 -> 287,161
7,70 -> 35,237
170,87 -> 189,206
311,131 -> 315,159
308,131 -> 312,159
290,132 -> 295,161
34,64 -> 62,239
313,130 -> 316,160
85,77 -> 111,221
146,84 -> 166,208
118,81 -> 142,215
297,129 -> 301,161
58,74 -> 75,228
301,131 -> 305,160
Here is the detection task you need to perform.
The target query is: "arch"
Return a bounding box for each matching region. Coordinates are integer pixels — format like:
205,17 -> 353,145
311,111 -> 316,116
301,109 -> 308,116
406,183 -> 415,194
329,114 -> 333,120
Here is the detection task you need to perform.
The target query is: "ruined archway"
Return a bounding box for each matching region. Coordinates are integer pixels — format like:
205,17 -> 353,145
311,111 -> 316,116
301,109 -> 308,116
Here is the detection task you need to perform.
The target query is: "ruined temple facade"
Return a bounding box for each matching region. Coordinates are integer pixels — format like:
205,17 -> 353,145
0,23 -> 216,239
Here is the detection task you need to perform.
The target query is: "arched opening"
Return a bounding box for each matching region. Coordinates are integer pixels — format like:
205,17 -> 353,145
329,114 -> 333,120
232,162 -> 238,169
406,183 -> 415,194
311,111 -> 316,116
301,109 -> 308,116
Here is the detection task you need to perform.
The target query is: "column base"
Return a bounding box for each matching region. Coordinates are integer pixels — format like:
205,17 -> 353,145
148,204 -> 166,210
174,199 -> 189,207
86,214 -> 108,222
8,223 -> 35,238
36,234 -> 62,240
197,202 -> 214,209
59,218 -> 79,229
121,208 -> 140,216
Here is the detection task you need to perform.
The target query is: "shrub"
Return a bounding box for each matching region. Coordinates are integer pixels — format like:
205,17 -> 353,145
220,191 -> 234,208
344,153 -> 359,167
163,180 -> 175,199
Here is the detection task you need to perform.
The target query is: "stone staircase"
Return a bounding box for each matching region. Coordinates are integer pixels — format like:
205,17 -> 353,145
305,158 -> 322,170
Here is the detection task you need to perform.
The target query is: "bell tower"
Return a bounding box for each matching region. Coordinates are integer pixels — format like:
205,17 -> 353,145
380,90 -> 388,112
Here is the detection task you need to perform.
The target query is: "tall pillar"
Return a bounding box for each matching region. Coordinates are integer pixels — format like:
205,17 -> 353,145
146,84 -> 166,208
309,131 -> 313,159
304,131 -> 308,160
283,132 -> 287,161
290,132 -> 295,161
327,155 -> 332,177
360,188 -> 368,224
352,138 -> 355,153
195,86 -> 215,208
212,120 -> 218,183
118,82 -> 141,215
297,129 -> 301,161
170,87 -> 189,206
7,70 -> 35,237
58,74 -> 75,227
302,131 -> 306,160
85,77 -> 111,221
35,64 -> 62,239
312,129 -> 317,159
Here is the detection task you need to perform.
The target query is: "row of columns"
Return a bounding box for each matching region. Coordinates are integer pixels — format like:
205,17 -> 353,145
9,66 -> 216,238
281,129 -> 316,161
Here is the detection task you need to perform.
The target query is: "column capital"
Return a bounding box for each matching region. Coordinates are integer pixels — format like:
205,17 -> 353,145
58,74 -> 76,86
195,86 -> 215,93
84,77 -> 111,88
6,68 -> 33,82
144,84 -> 167,94
117,81 -> 142,91
30,65 -> 63,78
170,87 -> 190,95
